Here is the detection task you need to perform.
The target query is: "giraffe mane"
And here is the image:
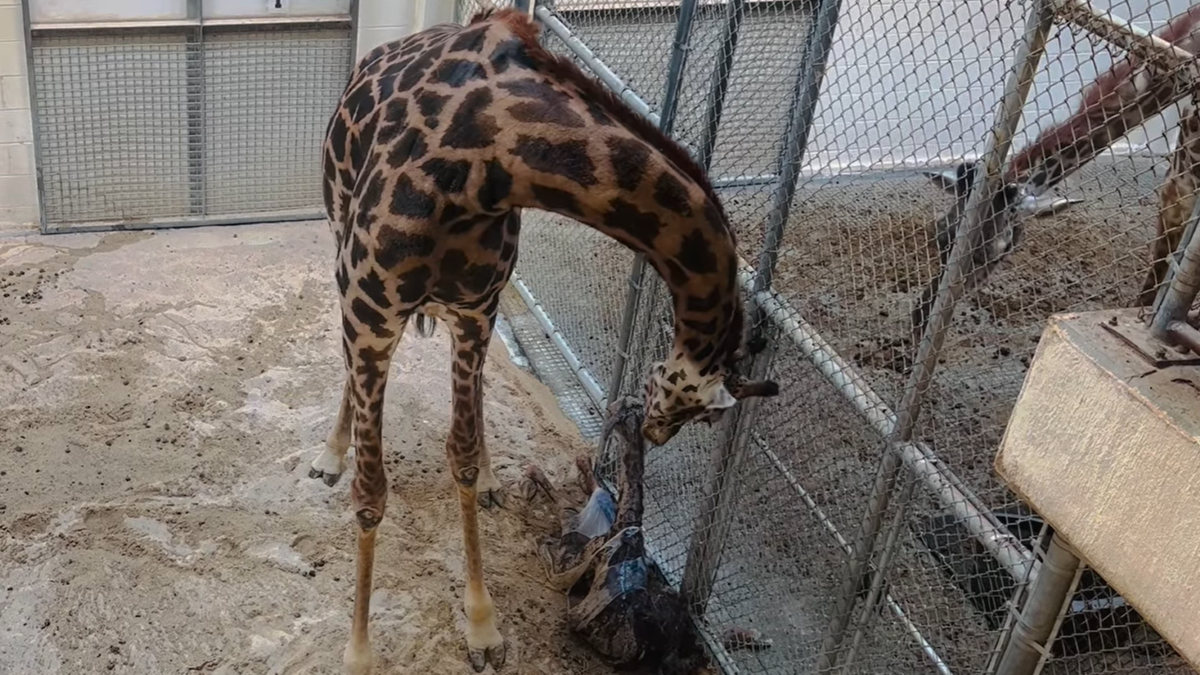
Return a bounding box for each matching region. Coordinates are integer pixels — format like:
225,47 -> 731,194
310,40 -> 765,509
474,8 -> 734,243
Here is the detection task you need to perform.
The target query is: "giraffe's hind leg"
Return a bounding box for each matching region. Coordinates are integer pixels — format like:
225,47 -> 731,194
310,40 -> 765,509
467,317 -> 505,511
310,374 -> 353,486
446,310 -> 507,671
475,443 -> 506,510
1141,185 -> 1194,306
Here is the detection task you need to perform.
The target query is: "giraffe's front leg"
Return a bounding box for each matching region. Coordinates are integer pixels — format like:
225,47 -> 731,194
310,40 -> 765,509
447,311 -> 507,670
310,375 -> 353,486
339,311 -> 404,675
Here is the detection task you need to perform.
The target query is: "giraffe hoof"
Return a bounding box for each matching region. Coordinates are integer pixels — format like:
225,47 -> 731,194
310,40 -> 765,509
310,447 -> 347,487
476,485 -> 507,510
343,637 -> 373,675
467,641 -> 507,672
308,467 -> 343,487
476,470 -> 507,510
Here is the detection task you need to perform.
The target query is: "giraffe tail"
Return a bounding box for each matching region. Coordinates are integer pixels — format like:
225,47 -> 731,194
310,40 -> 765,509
414,313 -> 437,338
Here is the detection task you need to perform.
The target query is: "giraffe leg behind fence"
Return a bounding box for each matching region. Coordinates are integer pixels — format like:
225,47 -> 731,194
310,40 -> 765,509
445,309 -> 507,672
1140,204 -> 1188,307
1139,102 -> 1200,307
341,312 -> 405,675
310,374 -> 354,486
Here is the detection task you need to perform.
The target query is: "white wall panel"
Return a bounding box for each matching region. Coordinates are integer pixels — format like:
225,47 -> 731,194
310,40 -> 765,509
28,0 -> 188,23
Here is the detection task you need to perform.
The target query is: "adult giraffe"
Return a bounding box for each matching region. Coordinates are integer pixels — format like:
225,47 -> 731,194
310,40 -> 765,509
314,8 -> 779,673
912,5 -> 1200,336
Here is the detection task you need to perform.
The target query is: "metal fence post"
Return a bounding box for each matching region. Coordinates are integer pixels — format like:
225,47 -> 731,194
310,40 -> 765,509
695,0 -> 747,173
839,471 -> 917,672
994,533 -> 1083,675
1150,185 -> 1200,341
680,324 -> 779,615
680,0 -> 845,615
187,0 -> 206,219
754,0 -> 844,290
814,1 -> 1059,669
604,0 -> 700,409
986,519 -> 1051,675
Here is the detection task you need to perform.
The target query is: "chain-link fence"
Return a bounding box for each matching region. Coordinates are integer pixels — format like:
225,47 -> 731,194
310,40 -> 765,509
461,0 -> 1200,673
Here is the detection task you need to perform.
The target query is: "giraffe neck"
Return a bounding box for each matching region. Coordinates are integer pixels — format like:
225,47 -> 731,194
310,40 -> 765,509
504,143 -> 743,376
1006,5 -> 1200,194
474,9 -> 744,376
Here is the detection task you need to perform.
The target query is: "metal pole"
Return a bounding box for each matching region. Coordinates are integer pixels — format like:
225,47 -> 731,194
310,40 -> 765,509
1030,562 -> 1085,675
899,1 -> 1054,441
814,441 -> 903,673
1052,0 -> 1199,75
510,276 -> 607,407
1151,187 -> 1200,340
658,0 -> 698,138
347,0 -> 359,67
187,0 -> 206,218
816,1 -> 1058,669
603,0 -> 698,408
534,5 -> 661,124
680,334 -> 779,614
897,442 -> 1034,582
755,0 -> 844,292
1149,175 -> 1200,316
680,0 -> 845,615
1142,184 -> 1200,314
758,440 -> 952,675
747,257 -> 1034,581
840,473 -> 917,673
985,519 -> 1051,675
994,533 -> 1083,675
695,0 -> 747,173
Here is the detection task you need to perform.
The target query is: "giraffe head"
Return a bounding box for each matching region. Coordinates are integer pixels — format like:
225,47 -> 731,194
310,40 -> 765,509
640,353 -> 779,446
927,161 -> 1082,259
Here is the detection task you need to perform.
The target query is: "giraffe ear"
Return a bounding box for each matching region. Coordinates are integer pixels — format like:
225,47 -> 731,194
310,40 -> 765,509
727,379 -> 780,400
924,168 -> 962,194
1021,194 -> 1083,218
924,162 -> 976,197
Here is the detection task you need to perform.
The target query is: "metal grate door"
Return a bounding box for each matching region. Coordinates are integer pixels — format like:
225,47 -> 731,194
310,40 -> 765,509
23,1 -> 355,233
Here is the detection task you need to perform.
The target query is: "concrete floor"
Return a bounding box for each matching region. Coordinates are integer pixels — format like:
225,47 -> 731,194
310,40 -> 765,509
0,222 -> 616,675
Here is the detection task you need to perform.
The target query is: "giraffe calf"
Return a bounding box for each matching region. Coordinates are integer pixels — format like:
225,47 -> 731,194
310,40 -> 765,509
523,397 -> 714,675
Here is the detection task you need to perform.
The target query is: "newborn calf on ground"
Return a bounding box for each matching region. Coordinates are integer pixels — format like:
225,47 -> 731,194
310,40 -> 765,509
521,397 -> 712,675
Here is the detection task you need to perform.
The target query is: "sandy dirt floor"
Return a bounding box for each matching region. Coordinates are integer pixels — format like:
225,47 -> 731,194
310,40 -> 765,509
0,222 -> 620,675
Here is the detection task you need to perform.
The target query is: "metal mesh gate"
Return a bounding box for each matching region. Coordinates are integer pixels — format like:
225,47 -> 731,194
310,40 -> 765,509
464,0 -> 1200,673
25,6 -> 354,233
